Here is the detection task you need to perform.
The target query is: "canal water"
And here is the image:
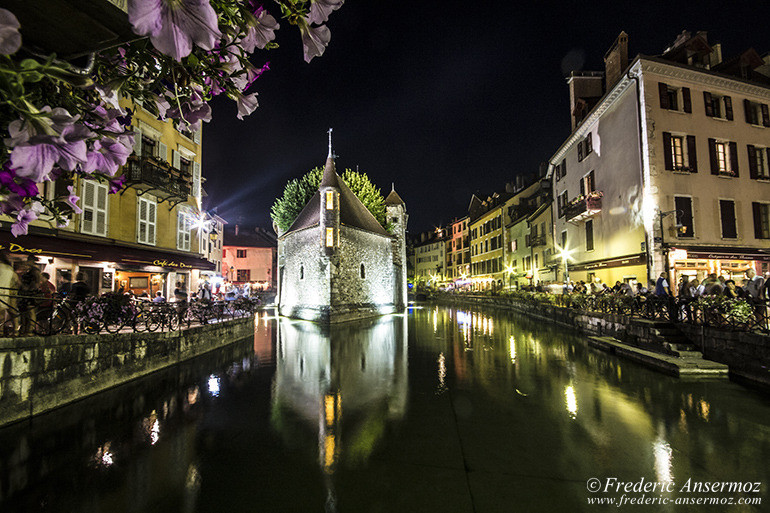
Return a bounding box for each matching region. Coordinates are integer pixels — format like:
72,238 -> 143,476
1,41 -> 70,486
1,304 -> 769,512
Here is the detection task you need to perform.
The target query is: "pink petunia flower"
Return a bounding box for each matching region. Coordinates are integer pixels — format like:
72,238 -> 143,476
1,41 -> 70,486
128,0 -> 222,61
236,92 -> 259,120
241,9 -> 279,52
299,18 -> 331,63
308,0 -> 344,25
0,8 -> 21,55
65,185 -> 83,214
11,208 -> 37,237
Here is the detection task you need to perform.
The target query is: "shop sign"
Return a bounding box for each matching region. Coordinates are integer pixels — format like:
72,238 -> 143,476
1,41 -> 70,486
570,254 -> 646,272
686,252 -> 770,262
0,243 -> 43,254
153,259 -> 193,269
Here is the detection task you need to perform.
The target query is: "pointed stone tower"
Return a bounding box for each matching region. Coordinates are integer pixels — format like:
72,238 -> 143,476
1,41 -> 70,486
385,186 -> 408,309
277,131 -> 404,323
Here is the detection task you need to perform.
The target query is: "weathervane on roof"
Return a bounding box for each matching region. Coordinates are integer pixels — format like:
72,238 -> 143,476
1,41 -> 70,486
327,127 -> 333,158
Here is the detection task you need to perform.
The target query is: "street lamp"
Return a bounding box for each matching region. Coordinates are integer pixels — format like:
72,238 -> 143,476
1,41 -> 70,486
555,244 -> 574,284
657,209 -> 684,277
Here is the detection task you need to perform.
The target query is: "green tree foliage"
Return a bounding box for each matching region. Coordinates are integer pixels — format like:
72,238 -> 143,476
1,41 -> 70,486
271,167 -> 387,232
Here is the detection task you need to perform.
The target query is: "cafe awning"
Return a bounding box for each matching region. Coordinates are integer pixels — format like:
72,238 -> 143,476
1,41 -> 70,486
0,230 -> 215,271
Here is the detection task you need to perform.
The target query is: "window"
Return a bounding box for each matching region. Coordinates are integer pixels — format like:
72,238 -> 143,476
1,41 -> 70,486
753,203 -> 770,239
658,82 -> 692,113
580,170 -> 596,196
326,227 -> 334,247
360,264 -> 366,279
719,200 -> 737,239
703,92 -> 733,120
236,249 -> 247,258
300,265 -> 304,280
137,196 -> 156,245
177,210 -> 192,251
708,139 -> 739,177
561,230 -> 567,249
577,133 -> 592,161
525,256 -> 531,270
326,191 -> 335,209
510,239 -> 517,252
555,159 -> 566,181
585,219 -> 594,251
742,99 -> 770,127
674,196 -> 695,237
237,269 -> 250,282
558,190 -> 568,217
81,180 -> 108,236
748,145 -> 770,179
663,132 -> 697,172
222,249 -> 226,258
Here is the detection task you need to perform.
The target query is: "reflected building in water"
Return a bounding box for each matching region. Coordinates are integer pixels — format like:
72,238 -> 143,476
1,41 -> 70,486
272,314 -> 408,474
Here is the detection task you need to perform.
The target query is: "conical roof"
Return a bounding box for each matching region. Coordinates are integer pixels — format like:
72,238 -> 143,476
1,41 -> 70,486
384,188 -> 405,206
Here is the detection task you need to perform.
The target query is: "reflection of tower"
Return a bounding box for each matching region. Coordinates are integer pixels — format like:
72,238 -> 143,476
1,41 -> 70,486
273,314 -> 409,475
385,187 -> 408,309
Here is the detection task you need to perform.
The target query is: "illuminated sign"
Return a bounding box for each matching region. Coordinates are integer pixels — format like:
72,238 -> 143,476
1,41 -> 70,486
153,259 -> 193,269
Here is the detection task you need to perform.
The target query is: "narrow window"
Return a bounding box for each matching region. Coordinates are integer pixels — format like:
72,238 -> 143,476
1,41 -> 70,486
753,203 -> 770,239
585,220 -> 594,251
360,263 -> 365,279
674,196 -> 695,237
300,265 -> 304,280
326,227 -> 334,247
719,200 -> 737,239
325,190 -> 334,210
671,136 -> 684,169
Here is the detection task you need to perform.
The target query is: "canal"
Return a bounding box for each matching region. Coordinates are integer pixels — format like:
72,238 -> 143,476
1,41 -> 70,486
1,304 -> 769,512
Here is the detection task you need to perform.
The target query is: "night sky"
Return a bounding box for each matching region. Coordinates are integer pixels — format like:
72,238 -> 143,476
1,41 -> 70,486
203,0 -> 770,234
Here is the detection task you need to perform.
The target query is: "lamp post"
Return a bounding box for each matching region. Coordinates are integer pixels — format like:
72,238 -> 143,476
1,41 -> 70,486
657,209 -> 683,279
555,244 -> 574,286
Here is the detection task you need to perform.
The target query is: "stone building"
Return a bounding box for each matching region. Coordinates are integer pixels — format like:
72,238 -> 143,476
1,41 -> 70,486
277,146 -> 408,323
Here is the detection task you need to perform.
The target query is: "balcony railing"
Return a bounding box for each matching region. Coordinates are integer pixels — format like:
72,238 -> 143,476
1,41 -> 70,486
565,191 -> 603,223
124,156 -> 192,204
526,235 -> 546,247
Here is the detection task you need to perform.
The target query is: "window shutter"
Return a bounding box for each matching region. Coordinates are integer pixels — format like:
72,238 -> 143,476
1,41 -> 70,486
703,92 -> 713,117
682,87 -> 691,113
193,128 -> 201,144
586,133 -> 592,154
172,150 -> 180,170
744,99 -> 753,123
579,176 -> 585,196
159,142 -> 168,163
748,145 -> 758,179
686,135 -> 697,172
138,198 -> 147,243
662,132 -> 673,170
193,162 -> 201,198
753,202 -> 764,239
729,141 -> 739,177
148,201 -> 156,244
720,200 -> 737,239
723,96 -> 733,120
177,211 -> 186,250
658,82 -> 669,109
133,128 -> 142,157
762,104 -> 770,127
577,141 -> 583,161
81,181 -> 95,234
708,138 -> 718,175
95,184 -> 107,236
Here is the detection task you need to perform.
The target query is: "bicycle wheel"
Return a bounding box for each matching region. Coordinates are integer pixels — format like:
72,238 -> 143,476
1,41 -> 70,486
82,319 -> 102,334
104,315 -> 125,334
33,308 -> 67,336
144,310 -> 161,332
167,310 -> 180,331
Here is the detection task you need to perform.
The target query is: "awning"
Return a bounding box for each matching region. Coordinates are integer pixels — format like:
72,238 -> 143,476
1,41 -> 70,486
0,230 -> 215,271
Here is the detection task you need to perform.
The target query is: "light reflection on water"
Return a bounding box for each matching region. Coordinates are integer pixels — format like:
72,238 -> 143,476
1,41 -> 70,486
0,305 -> 769,512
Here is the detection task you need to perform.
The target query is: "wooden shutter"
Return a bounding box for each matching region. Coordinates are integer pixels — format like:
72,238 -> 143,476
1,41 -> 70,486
159,142 -> 168,163
662,132 -> 673,170
133,128 -> 142,157
719,200 -> 737,239
577,141 -> 583,161
137,197 -> 147,243
729,141 -> 739,177
193,128 -> 201,144
744,99 -> 753,123
748,145 -> 758,179
703,92 -> 713,117
137,197 -> 156,244
81,181 -> 95,234
682,87 -> 691,113
172,150 -> 180,170
708,138 -> 718,175
658,82 -> 669,109
193,162 -> 201,198
560,159 -> 566,178
724,96 -> 733,120
754,202 -> 764,239
95,184 -> 107,236
148,201 -> 156,244
177,210 -> 190,250
762,104 -> 770,127
686,135 -> 697,172
586,133 -> 592,154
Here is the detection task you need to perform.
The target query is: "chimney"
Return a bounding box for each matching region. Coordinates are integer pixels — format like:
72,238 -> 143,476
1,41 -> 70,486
604,31 -> 629,90
568,71 -> 604,131
235,224 -> 239,236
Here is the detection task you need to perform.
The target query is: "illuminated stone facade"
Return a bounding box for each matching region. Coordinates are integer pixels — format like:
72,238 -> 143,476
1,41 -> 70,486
277,156 -> 408,323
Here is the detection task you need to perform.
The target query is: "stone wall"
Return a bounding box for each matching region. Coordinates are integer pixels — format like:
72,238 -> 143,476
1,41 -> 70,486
0,316 -> 255,428
278,226 -> 331,319
333,225 -> 395,312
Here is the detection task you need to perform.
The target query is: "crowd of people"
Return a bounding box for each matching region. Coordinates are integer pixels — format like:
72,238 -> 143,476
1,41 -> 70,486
558,269 -> 769,302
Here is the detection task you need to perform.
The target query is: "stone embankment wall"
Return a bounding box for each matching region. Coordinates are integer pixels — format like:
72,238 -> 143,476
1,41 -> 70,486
0,317 -> 255,428
439,295 -> 770,384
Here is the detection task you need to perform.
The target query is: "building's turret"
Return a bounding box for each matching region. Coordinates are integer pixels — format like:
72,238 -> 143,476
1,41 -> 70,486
320,129 -> 340,256
385,186 -> 408,309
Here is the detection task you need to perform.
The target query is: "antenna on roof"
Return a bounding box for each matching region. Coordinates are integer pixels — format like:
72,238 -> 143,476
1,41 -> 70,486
327,127 -> 333,159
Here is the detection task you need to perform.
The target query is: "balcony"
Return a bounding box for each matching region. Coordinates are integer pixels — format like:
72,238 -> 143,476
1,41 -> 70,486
123,156 -> 192,207
526,234 -> 547,247
565,191 -> 603,224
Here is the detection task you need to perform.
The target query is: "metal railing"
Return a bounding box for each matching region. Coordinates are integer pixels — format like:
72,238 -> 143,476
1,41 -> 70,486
0,292 -> 263,337
125,155 -> 192,198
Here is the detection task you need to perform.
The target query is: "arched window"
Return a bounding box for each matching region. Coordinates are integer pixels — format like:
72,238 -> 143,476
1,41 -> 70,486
300,265 -> 304,280
360,263 -> 366,279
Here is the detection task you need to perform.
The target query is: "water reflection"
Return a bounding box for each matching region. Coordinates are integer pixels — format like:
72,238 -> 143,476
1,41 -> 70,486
272,314 -> 409,475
